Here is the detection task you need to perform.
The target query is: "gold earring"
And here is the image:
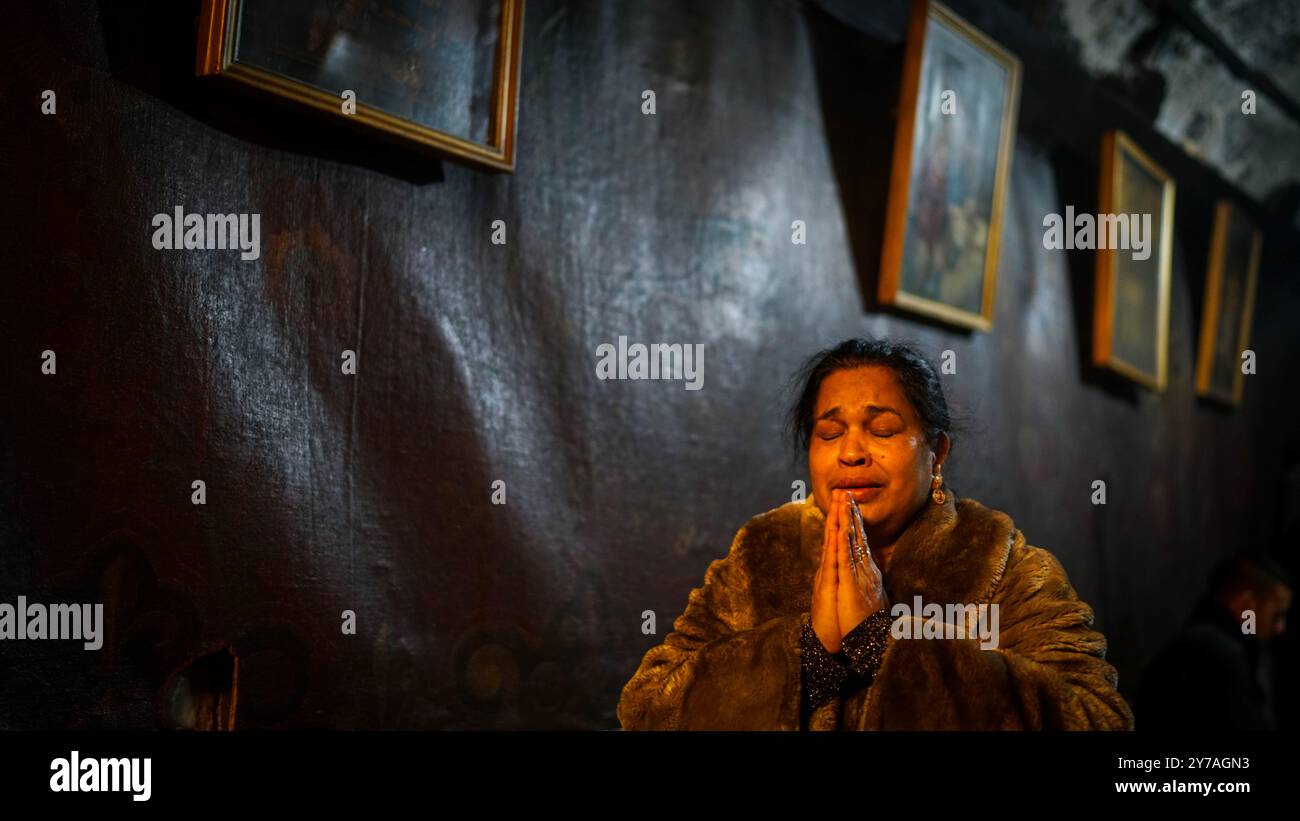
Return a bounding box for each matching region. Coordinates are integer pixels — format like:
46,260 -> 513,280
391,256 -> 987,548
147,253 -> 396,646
931,472 -> 945,504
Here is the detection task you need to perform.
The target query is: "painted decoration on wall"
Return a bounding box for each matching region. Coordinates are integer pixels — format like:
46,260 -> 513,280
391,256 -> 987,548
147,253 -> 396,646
1092,130 -> 1175,391
197,0 -> 525,171
1195,200 -> 1261,406
878,0 -> 1021,331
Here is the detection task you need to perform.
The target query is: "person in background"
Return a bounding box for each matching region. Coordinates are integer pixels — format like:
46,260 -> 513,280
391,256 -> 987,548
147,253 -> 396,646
1137,554 -> 1293,730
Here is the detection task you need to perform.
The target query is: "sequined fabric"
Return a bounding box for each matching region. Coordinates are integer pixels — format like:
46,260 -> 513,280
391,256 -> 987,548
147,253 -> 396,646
799,610 -> 894,726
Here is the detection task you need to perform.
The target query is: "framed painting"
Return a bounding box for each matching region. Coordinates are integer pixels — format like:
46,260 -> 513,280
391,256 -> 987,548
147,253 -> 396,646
197,0 -> 525,172
1092,130 -> 1175,391
1195,200 -> 1261,406
878,0 -> 1021,331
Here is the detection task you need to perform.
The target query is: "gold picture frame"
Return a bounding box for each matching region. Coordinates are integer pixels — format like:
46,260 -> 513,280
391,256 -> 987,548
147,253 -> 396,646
1194,200 -> 1261,406
878,0 -> 1021,331
197,0 -> 525,172
1092,130 -> 1175,391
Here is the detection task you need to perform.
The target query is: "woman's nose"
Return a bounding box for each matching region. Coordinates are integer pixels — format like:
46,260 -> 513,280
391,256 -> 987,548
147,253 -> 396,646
838,431 -> 871,465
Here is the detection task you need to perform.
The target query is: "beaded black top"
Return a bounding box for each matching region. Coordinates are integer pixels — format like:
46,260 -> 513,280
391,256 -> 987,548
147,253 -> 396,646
799,609 -> 894,727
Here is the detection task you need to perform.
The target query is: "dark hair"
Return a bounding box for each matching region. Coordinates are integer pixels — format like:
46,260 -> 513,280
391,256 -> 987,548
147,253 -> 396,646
1209,553 -> 1294,601
783,337 -> 960,455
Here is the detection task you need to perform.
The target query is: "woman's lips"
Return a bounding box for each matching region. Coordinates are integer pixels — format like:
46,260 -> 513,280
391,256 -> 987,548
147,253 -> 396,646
841,485 -> 884,501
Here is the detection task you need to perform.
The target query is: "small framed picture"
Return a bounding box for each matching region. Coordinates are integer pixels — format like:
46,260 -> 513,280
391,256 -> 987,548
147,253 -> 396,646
196,0 -> 525,172
878,0 -> 1021,331
1195,200 -> 1261,406
1092,130 -> 1175,391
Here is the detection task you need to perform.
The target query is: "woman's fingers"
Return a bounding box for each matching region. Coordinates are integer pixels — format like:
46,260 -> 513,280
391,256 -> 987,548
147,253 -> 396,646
837,496 -> 853,584
837,496 -> 876,637
858,544 -> 888,613
842,498 -> 869,602
811,490 -> 842,652
823,491 -> 841,578
826,491 -> 844,592
847,497 -> 884,591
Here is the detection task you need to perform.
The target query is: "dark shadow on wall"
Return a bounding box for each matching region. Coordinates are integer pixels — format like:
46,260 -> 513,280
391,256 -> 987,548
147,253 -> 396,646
805,2 -> 987,338
804,3 -> 899,318
94,0 -> 446,184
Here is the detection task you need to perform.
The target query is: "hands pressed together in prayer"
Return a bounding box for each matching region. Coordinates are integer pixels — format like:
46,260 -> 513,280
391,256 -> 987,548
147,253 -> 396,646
811,490 -> 891,654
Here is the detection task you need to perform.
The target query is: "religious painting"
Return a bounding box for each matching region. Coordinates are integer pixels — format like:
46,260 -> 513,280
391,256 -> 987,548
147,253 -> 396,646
197,0 -> 525,171
1092,130 -> 1176,391
878,0 -> 1021,331
1195,200 -> 1261,406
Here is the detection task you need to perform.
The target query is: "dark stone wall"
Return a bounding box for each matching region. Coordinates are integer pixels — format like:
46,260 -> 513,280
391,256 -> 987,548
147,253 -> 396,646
1,0 -> 1297,729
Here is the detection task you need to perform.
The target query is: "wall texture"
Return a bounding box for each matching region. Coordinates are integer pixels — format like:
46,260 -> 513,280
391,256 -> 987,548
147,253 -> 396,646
2,0 -> 1297,729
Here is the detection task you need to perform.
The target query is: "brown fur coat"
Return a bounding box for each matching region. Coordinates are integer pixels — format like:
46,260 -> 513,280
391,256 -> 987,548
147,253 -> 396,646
617,483 -> 1134,730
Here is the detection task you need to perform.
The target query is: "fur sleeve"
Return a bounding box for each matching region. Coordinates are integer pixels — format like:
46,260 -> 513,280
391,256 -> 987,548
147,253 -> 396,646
616,523 -> 806,730
860,537 -> 1135,730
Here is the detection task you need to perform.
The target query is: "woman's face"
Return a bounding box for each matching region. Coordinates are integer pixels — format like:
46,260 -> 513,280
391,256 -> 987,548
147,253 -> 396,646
807,366 -> 948,538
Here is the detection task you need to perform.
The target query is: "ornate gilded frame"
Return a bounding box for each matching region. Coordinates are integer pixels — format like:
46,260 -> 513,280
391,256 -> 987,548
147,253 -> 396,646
1092,130 -> 1176,391
877,0 -> 1021,331
1194,200 -> 1261,406
196,0 -> 525,172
